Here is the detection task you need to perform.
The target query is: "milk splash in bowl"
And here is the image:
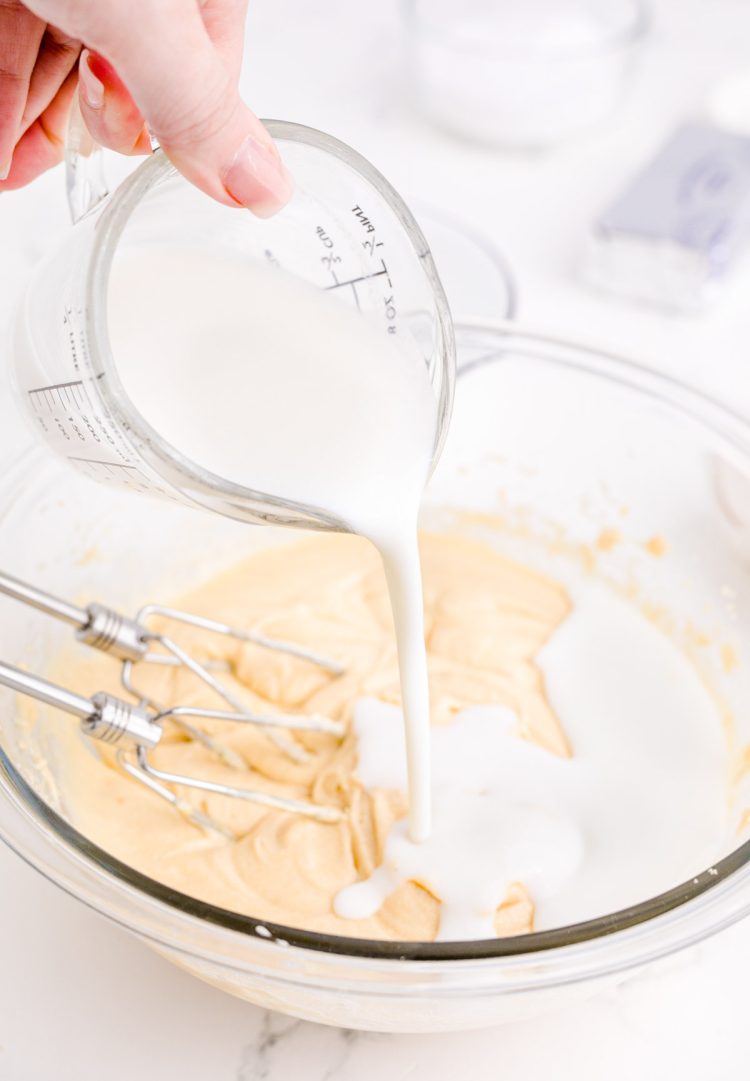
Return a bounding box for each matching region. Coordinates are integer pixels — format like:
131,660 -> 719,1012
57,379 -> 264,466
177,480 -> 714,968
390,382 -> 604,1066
335,582 -> 728,940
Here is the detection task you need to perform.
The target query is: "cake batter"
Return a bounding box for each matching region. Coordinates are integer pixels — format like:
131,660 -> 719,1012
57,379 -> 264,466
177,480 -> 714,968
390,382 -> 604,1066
59,531 -> 729,940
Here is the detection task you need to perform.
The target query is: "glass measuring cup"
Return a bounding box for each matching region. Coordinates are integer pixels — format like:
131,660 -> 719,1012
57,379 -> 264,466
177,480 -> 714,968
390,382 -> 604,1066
10,118 -> 455,531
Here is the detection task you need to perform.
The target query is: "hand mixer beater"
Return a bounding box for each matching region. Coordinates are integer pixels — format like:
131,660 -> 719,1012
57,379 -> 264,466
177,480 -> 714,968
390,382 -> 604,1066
0,571 -> 347,837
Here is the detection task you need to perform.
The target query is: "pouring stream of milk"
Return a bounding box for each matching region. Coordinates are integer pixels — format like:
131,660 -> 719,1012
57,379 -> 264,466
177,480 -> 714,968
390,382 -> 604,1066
108,246 -> 438,841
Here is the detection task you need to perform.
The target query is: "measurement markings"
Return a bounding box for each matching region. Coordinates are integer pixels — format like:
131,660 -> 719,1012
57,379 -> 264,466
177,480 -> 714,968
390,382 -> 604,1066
27,378 -> 95,414
68,456 -> 138,470
67,456 -> 148,481
324,265 -> 390,292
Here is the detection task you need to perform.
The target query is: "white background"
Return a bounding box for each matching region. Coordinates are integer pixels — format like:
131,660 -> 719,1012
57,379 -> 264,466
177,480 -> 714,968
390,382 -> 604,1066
2,1 -> 750,1077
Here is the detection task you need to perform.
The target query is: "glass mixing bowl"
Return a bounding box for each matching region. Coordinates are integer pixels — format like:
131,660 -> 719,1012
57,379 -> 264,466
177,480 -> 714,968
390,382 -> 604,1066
1,322 -> 750,1033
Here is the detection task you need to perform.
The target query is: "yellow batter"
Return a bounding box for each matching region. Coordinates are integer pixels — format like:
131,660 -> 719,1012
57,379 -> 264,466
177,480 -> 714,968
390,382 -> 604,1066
61,532 -> 570,940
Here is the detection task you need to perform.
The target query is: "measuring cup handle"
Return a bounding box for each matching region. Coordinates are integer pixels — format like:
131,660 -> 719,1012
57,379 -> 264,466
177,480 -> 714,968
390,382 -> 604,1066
64,90 -> 110,225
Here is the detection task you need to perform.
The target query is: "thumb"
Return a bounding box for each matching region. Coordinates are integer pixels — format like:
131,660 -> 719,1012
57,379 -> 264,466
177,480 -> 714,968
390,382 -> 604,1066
84,2 -> 292,216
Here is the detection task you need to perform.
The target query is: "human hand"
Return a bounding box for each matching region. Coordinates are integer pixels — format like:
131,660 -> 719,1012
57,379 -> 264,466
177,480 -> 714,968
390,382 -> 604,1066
0,0 -> 292,216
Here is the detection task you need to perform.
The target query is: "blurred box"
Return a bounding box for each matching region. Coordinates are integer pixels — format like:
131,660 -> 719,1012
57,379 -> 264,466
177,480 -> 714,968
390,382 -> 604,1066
585,123 -> 750,311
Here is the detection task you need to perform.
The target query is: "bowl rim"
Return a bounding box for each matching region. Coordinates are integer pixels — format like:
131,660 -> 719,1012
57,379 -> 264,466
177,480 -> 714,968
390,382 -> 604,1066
2,318 -> 750,969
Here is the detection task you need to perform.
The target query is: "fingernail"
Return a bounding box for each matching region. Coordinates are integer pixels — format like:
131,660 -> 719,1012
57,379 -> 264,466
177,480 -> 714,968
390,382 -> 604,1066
79,49 -> 104,110
224,135 -> 293,216
0,158 -> 10,181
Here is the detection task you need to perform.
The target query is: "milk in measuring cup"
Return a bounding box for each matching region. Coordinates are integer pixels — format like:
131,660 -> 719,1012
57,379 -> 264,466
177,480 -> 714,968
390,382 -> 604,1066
108,246 -> 438,840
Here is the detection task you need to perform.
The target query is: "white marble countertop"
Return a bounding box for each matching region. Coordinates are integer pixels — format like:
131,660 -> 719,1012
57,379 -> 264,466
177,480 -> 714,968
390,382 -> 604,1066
3,0 -> 750,1077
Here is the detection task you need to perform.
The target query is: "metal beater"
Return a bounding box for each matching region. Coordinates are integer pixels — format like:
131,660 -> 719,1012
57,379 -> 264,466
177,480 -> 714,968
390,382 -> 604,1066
0,571 -> 347,837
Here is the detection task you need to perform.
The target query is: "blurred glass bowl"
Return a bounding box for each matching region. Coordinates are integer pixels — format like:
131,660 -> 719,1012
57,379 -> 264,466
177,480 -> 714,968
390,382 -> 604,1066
411,201 -> 518,322
403,0 -> 650,148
